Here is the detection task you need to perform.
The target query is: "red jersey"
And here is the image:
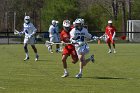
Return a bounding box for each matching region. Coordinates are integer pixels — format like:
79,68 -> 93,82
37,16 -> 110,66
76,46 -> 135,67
105,25 -> 116,37
105,25 -> 116,43
60,29 -> 74,49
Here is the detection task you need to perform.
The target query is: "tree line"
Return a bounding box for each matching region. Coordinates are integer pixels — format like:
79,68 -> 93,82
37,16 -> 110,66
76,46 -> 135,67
0,0 -> 139,33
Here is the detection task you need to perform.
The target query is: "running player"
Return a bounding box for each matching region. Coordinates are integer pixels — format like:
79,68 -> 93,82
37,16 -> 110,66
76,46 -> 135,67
60,20 -> 78,77
70,18 -> 95,78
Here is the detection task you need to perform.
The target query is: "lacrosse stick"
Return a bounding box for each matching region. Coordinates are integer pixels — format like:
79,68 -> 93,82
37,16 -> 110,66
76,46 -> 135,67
92,36 -> 100,41
14,29 -> 20,35
98,34 -> 108,42
45,41 -> 72,47
45,38 -> 96,47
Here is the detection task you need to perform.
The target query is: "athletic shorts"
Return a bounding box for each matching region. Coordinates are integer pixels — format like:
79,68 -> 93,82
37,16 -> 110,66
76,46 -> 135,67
24,37 -> 35,45
49,36 -> 59,42
62,47 -> 77,57
106,38 -> 115,44
76,44 -> 89,55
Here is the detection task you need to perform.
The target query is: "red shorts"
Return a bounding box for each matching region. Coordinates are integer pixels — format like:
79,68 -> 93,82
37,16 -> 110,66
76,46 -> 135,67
62,46 -> 77,57
106,38 -> 115,44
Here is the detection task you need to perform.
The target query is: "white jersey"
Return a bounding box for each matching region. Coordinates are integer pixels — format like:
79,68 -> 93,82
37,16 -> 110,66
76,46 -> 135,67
48,25 -> 57,37
70,27 -> 92,55
23,23 -> 37,38
70,27 -> 92,44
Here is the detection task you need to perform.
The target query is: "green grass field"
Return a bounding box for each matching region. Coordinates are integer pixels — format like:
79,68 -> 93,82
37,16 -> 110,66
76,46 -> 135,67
0,44 -> 140,93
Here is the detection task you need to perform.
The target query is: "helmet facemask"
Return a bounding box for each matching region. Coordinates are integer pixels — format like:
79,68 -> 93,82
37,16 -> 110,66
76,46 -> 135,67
24,19 -> 30,24
24,16 -> 30,24
63,27 -> 70,32
75,23 -> 83,31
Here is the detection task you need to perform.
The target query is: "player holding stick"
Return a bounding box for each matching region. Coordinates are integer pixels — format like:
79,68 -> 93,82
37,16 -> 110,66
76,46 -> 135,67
70,18 -> 95,78
14,16 -> 39,61
105,20 -> 116,53
48,20 -> 61,53
60,20 -> 78,77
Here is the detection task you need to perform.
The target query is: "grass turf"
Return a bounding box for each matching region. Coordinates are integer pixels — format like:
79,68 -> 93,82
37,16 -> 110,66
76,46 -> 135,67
0,44 -> 140,93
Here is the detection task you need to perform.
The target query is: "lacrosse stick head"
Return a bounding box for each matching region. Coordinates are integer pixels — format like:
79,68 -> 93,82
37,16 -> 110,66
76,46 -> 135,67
45,41 -> 52,47
100,34 -> 107,42
14,29 -> 19,35
92,36 -> 99,41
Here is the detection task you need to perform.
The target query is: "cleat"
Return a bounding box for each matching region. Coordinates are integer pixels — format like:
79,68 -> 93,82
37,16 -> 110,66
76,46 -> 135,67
61,73 -> 69,78
75,73 -> 82,79
108,50 -> 112,53
48,46 -> 53,53
56,50 -> 59,53
114,50 -> 116,53
24,57 -> 29,61
50,50 -> 53,53
35,55 -> 39,61
90,55 -> 95,63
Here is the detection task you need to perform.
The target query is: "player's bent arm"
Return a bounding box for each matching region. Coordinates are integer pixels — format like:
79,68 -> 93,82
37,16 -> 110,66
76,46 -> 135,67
49,27 -> 54,36
18,30 -> 25,36
84,29 -> 92,40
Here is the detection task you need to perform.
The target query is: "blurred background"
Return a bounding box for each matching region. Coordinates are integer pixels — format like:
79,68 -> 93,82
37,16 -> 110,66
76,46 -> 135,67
0,0 -> 139,44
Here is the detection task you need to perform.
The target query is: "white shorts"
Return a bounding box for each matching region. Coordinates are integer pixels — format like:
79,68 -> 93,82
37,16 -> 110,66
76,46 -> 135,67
49,36 -> 59,43
24,37 -> 35,45
76,44 -> 89,55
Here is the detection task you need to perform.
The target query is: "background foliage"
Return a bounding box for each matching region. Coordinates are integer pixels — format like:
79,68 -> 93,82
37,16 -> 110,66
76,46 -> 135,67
0,0 -> 139,32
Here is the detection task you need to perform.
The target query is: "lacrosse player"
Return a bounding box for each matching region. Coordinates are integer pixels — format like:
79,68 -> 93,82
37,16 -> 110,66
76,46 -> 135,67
105,20 -> 116,53
60,20 -> 78,78
48,20 -> 60,53
17,16 -> 39,61
70,18 -> 95,78
55,21 -> 62,52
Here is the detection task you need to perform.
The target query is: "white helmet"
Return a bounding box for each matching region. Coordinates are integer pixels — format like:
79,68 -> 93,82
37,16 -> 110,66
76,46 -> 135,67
24,16 -> 30,20
52,20 -> 56,25
63,20 -> 70,27
75,18 -> 83,30
108,20 -> 112,24
24,16 -> 30,24
75,18 -> 82,24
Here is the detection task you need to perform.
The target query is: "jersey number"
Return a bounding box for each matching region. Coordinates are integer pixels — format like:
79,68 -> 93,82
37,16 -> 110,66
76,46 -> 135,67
76,36 -> 84,41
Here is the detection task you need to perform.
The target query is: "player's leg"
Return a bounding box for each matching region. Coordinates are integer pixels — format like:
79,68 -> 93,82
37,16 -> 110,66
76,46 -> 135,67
78,45 -> 94,65
61,48 -> 69,77
30,38 -> 39,61
23,38 -> 29,61
31,45 -> 39,61
76,54 -> 94,78
55,36 -> 61,53
56,44 -> 60,53
107,39 -> 112,53
112,41 -> 116,53
71,50 -> 78,64
75,54 -> 84,78
48,37 -> 54,53
58,35 -> 63,52
75,45 -> 94,78
61,54 -> 69,77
